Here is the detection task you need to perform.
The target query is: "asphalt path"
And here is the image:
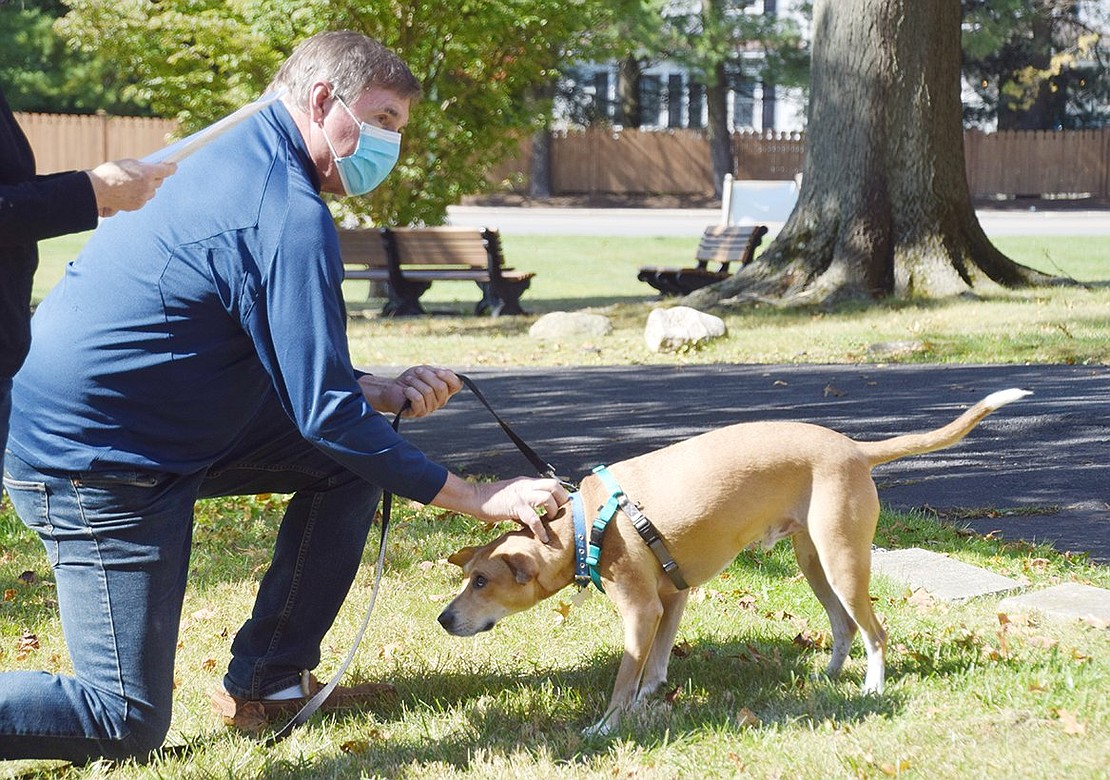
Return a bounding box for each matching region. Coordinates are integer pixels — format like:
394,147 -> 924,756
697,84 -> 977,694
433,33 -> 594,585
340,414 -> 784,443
386,364 -> 1110,564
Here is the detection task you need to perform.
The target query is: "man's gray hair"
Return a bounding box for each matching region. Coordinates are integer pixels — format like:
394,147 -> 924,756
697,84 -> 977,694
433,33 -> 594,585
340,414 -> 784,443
269,30 -> 422,106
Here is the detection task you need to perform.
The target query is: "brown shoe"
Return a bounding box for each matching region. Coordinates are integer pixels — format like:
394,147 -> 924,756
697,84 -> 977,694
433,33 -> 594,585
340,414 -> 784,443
210,673 -> 398,732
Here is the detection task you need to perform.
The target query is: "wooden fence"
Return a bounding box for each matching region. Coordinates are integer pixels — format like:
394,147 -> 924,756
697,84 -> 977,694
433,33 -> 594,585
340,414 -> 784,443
19,111 -> 1110,199
15,112 -> 178,173
493,127 -> 1110,199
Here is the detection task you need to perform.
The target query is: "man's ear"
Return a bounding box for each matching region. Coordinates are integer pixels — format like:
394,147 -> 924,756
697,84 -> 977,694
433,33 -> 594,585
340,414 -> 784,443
448,546 -> 478,570
503,552 -> 538,585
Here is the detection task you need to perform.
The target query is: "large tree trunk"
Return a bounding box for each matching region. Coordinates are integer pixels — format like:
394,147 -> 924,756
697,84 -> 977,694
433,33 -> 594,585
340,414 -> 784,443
686,0 -> 1057,310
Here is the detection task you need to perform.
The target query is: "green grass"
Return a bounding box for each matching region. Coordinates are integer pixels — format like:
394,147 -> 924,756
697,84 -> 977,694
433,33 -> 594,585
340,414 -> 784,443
12,228 -> 1109,778
2,495 -> 1108,779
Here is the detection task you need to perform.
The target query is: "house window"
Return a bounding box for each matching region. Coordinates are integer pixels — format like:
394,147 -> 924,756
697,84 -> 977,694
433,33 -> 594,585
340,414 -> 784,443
593,71 -> 612,120
667,74 -> 684,128
687,83 -> 705,129
732,83 -> 755,129
640,74 -> 662,126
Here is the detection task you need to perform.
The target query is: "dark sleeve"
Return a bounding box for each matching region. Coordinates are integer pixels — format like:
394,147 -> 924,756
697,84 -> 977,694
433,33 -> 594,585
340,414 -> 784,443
0,171 -> 98,247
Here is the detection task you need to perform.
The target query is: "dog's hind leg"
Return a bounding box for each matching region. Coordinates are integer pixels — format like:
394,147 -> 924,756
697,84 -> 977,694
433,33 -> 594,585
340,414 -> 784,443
636,589 -> 690,702
807,484 -> 887,694
792,531 -> 856,678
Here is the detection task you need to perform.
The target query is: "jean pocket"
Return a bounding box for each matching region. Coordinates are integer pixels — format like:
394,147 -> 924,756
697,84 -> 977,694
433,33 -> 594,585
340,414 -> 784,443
2,476 -> 56,567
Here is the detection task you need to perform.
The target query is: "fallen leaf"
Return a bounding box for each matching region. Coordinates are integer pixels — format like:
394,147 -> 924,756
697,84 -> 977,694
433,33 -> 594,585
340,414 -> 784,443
202,658 -> 218,671
340,739 -> 370,754
553,601 -> 572,623
15,633 -> 39,661
1027,635 -> 1058,650
823,383 -> 846,397
727,751 -> 747,770
907,588 -> 936,610
880,759 -> 912,776
3,589 -> 15,602
997,612 -> 1012,626
671,640 -> 693,658
1027,681 -> 1048,693
664,686 -> 682,704
1055,708 -> 1087,735
734,707 -> 760,728
1070,648 -> 1092,664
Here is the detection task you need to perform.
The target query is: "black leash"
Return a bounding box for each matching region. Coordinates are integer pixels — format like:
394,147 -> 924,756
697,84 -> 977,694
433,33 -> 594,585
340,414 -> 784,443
268,374 -> 565,742
456,374 -> 574,488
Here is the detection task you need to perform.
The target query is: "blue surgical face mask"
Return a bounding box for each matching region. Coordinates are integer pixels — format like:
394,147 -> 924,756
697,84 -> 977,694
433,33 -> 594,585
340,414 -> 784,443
322,95 -> 401,196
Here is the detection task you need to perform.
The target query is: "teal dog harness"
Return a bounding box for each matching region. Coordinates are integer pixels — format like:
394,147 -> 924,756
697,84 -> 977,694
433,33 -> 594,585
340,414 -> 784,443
571,465 -> 689,593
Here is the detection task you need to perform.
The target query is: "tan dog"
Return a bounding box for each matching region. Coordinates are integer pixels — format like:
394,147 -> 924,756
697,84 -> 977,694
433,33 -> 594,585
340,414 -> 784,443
439,389 -> 1030,734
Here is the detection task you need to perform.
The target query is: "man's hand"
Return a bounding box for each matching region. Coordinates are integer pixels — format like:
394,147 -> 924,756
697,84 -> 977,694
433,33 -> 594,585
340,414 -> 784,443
87,159 -> 176,217
432,474 -> 570,544
358,366 -> 462,418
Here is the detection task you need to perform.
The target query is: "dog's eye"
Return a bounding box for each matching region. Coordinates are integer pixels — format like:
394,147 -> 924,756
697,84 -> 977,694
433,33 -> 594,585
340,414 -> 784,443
473,574 -> 487,589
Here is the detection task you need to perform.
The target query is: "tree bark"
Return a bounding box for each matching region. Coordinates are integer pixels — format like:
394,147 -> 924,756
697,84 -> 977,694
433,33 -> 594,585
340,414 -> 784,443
685,0 -> 1058,310
617,55 -> 643,128
706,60 -> 733,199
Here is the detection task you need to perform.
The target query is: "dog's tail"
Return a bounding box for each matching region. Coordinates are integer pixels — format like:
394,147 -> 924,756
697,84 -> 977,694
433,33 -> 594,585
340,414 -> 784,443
859,388 -> 1032,467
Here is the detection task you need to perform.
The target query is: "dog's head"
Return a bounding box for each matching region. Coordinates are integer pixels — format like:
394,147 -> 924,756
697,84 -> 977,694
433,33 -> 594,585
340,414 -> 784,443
437,530 -> 552,636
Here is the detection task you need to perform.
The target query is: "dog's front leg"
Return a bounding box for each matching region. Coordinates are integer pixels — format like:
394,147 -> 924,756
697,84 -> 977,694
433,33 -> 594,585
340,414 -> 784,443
586,595 -> 663,736
636,589 -> 689,702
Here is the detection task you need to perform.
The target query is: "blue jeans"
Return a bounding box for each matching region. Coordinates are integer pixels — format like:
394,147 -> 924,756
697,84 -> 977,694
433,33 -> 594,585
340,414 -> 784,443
0,402 -> 381,762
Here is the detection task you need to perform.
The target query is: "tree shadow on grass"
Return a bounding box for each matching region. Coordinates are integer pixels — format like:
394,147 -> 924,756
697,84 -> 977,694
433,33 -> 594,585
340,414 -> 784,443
232,635 -> 906,779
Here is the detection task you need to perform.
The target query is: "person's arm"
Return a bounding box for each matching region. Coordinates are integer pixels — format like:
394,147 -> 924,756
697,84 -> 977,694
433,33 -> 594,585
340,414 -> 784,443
0,159 -> 175,246
0,171 -> 98,246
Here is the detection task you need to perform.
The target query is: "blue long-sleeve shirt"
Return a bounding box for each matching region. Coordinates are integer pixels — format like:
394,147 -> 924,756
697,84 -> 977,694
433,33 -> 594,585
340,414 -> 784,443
9,102 -> 448,503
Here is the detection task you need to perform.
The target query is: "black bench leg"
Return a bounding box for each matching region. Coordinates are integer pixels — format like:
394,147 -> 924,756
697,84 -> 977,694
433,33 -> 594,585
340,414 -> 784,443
382,281 -> 430,317
476,280 -> 530,316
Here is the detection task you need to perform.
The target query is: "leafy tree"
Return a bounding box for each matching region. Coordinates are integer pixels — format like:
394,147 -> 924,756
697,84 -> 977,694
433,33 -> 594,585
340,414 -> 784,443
962,0 -> 1110,129
0,0 -> 150,114
668,0 -> 809,195
685,0 -> 1061,310
56,0 -> 613,226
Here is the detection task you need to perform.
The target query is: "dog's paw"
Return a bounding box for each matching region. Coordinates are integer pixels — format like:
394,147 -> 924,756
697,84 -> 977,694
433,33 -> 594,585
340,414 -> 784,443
582,718 -> 613,738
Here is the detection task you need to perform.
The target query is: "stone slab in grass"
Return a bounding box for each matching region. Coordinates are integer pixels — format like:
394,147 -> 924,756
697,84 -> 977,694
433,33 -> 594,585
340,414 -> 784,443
999,582 -> 1110,626
871,547 -> 1024,601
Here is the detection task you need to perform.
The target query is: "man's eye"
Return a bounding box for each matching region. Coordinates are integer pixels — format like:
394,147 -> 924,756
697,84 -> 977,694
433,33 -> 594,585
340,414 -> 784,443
473,574 -> 487,589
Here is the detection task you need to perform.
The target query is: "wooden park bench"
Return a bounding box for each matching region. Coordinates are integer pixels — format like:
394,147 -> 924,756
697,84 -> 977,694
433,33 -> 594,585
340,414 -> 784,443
338,226 -> 534,316
637,224 -> 768,296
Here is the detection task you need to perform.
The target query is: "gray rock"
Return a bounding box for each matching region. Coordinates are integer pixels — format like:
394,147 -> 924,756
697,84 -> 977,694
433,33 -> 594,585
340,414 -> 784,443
644,306 -> 727,353
529,311 -> 612,340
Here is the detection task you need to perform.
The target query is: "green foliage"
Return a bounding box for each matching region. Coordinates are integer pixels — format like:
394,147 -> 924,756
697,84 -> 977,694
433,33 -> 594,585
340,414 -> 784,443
55,0 -> 618,226
962,0 -> 1110,129
0,2 -> 151,114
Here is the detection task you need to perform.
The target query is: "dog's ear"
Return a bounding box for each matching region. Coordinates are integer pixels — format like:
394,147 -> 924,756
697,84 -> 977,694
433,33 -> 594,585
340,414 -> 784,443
448,546 -> 478,570
503,552 -> 538,585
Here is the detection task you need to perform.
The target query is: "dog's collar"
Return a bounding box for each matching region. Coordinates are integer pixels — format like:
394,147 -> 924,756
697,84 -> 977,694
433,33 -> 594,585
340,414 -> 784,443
585,465 -> 689,592
570,491 -> 593,589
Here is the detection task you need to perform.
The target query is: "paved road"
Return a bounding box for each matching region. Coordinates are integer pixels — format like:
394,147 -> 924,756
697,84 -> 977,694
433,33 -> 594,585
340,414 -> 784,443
446,204 -> 1110,238
387,364 -> 1110,564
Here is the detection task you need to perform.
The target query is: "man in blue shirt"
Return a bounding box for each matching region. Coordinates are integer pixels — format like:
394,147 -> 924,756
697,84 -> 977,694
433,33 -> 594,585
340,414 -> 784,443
0,31 -> 565,762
